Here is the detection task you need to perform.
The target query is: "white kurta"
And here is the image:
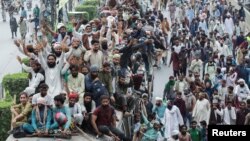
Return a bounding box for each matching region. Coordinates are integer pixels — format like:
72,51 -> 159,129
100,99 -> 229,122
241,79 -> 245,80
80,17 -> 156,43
192,99 -> 211,124
84,50 -> 103,69
39,52 -> 65,98
162,105 -> 184,139
224,18 -> 234,36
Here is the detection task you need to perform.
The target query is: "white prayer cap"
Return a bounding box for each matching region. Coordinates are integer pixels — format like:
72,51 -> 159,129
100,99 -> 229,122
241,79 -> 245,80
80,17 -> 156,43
24,87 -> 35,97
221,67 -> 227,73
171,130 -> 179,136
155,97 -> 163,101
37,97 -> 46,105
53,42 -> 61,49
57,23 -> 65,30
227,12 -> 231,16
247,96 -> 250,100
113,54 -> 121,59
238,79 -> 245,83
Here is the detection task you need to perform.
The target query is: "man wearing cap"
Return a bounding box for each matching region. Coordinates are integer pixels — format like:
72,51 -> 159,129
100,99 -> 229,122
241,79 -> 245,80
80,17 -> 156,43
234,79 -> 250,102
162,98 -> 184,139
85,65 -> 99,92
67,93 -> 83,126
224,13 -> 234,36
38,43 -> 67,98
32,83 -> 53,107
22,97 -> 52,135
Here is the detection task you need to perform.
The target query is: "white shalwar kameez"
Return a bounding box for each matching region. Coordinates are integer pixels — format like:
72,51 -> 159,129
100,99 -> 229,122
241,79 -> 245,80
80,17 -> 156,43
192,98 -> 211,124
38,52 -> 65,98
162,105 -> 184,139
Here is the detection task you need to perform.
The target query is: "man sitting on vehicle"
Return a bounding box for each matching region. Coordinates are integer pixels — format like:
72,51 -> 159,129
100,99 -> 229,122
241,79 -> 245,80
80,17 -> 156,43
81,92 -> 96,131
22,97 -> 52,135
32,83 -> 53,107
114,72 -> 136,117
67,93 -> 83,126
50,95 -> 71,135
91,95 -> 130,141
10,92 -> 32,129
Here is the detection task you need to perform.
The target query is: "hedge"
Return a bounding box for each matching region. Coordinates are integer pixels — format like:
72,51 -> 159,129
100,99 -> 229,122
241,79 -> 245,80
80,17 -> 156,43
84,0 -> 99,5
0,100 -> 12,141
68,11 -> 90,21
75,5 -> 97,20
2,73 -> 29,102
21,58 -> 30,66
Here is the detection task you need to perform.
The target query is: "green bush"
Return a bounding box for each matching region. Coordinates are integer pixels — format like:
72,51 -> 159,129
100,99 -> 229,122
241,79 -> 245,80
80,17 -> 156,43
75,5 -> 97,20
84,0 -> 99,5
68,11 -> 90,21
2,73 -> 29,102
0,100 -> 12,141
21,58 -> 30,66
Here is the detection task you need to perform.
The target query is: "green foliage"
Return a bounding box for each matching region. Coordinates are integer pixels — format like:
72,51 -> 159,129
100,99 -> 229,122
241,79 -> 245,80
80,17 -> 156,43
21,58 -> 30,66
75,5 -> 97,20
2,73 -> 29,102
84,0 -> 99,5
68,11 -> 90,21
0,100 -> 12,141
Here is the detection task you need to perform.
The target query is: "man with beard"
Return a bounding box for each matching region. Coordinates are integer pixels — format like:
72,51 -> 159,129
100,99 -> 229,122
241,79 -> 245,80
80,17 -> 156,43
67,65 -> 85,103
153,97 -> 166,123
81,92 -> 96,131
17,57 -> 44,94
22,97 -> 52,135
50,95 -> 71,135
38,42 -> 67,98
99,62 -> 115,103
32,83 -> 53,107
85,65 -> 109,106
110,53 -> 121,93
192,93 -> 210,124
85,65 -> 99,92
65,37 -> 86,65
52,42 -> 63,63
236,102 -> 248,125
80,65 -> 89,76
234,79 -> 250,102
114,72 -> 135,117
162,99 -> 184,140
73,24 -> 96,50
84,40 -> 104,69
67,93 -> 83,126
92,95 -> 129,141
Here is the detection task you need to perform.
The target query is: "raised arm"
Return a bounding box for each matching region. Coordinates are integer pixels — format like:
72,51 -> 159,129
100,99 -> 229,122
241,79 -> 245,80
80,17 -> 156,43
37,43 -> 48,70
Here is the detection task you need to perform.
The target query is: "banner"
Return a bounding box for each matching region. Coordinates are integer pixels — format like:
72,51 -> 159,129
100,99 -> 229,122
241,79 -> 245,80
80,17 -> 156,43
58,0 -> 69,10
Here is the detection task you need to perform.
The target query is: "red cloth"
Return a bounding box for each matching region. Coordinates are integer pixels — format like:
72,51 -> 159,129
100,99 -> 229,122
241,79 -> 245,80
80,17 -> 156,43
68,92 -> 78,99
93,106 -> 115,127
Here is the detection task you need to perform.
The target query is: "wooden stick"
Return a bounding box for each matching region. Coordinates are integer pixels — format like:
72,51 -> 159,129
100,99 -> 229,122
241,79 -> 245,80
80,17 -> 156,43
75,126 -> 94,141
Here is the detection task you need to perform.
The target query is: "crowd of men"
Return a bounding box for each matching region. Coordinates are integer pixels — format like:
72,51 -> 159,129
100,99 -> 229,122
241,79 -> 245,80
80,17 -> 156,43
6,0 -> 250,141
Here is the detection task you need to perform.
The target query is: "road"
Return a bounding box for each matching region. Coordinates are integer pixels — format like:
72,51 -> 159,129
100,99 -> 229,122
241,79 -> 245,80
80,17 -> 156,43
0,1 -> 41,98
